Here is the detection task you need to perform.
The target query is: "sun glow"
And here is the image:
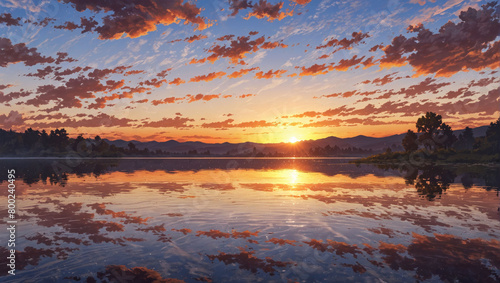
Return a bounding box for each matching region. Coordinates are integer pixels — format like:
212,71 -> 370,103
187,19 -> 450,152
289,137 -> 299,143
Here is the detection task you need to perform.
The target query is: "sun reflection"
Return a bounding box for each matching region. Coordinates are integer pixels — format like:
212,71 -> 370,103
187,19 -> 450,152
288,169 -> 299,184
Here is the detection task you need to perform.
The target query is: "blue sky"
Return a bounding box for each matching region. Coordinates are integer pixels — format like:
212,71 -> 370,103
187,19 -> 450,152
0,0 -> 498,142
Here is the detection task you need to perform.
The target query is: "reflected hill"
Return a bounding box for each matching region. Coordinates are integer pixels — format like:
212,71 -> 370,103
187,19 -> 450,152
1,159 -> 498,194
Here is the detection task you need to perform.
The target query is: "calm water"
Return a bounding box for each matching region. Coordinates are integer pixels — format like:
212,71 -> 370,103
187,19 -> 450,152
0,158 -> 499,282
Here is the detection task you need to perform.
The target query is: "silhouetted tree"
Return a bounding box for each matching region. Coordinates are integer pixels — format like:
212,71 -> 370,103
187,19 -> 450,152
436,123 -> 456,149
128,142 -> 137,153
71,134 -> 86,152
455,127 -> 475,150
416,112 -> 442,150
402,130 -> 418,152
485,118 -> 500,153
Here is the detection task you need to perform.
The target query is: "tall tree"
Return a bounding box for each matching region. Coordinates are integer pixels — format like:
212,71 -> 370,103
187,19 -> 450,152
416,112 -> 442,150
456,127 -> 475,150
402,130 -> 418,152
437,123 -> 456,149
485,118 -> 500,153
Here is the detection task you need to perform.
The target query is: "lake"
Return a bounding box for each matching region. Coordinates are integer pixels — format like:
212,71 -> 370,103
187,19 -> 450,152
0,158 -> 499,282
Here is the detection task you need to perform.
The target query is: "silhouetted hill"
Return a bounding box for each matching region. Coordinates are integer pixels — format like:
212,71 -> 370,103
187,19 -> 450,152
104,125 -> 489,155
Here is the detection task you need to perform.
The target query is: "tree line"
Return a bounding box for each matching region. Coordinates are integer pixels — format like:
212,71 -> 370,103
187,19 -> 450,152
0,128 -> 374,157
401,112 -> 499,155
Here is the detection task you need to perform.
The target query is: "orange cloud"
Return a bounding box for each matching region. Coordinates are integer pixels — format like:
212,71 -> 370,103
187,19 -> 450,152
332,55 -> 365,71
124,70 -> 145,76
244,0 -> 293,22
169,34 -> 208,44
59,0 -> 211,39
139,78 -> 166,88
290,0 -> 312,4
169,77 -> 185,85
151,97 -> 184,105
185,34 -> 208,43
228,67 -> 260,78
299,63 -> 333,76
189,71 -> 226,82
186,93 -> 221,103
254,69 -> 287,79
201,119 -> 278,128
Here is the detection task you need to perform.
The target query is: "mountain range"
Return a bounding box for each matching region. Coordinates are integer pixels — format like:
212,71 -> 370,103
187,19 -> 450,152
104,126 -> 489,155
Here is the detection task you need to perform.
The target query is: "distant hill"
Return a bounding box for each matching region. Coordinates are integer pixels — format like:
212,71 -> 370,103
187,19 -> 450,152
104,125 -> 489,155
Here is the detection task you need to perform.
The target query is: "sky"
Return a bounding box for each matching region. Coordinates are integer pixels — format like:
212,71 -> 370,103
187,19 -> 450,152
0,0 -> 499,143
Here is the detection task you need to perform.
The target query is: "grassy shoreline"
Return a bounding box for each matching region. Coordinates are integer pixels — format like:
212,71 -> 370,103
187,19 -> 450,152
352,149 -> 500,165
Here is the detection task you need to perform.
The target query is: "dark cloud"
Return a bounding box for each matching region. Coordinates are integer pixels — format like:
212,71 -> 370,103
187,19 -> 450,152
139,78 -> 167,88
245,0 -> 293,22
360,72 -> 402,86
229,0 -> 254,16
0,37 -> 54,67
0,13 -> 21,26
380,3 -> 500,77
54,21 -> 79,30
54,17 -> 98,33
59,0 -> 211,39
299,86 -> 500,120
333,55 -> 365,71
26,66 -> 56,79
93,265 -> 183,282
184,34 -> 208,43
438,87 -> 476,99
30,113 -> 134,128
399,77 -> 451,98
30,17 -> 55,27
26,67 -> 129,110
140,117 -> 195,128
192,34 -> 287,65
54,52 -> 77,64
316,32 -> 370,53
168,34 -> 208,44
320,77 -> 450,99
0,110 -> 25,128
207,247 -> 293,275
0,84 -> 13,90
0,89 -> 31,103
229,0 -> 293,21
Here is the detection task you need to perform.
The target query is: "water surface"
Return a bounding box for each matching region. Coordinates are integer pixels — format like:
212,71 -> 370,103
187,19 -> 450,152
0,158 -> 499,282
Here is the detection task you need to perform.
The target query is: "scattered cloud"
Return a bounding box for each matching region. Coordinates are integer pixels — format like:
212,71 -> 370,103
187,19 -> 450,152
59,0 -> 211,39
381,3 -> 500,77
0,38 -> 55,67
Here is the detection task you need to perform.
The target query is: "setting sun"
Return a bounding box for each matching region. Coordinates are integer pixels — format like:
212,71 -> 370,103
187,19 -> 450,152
289,137 -> 299,143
